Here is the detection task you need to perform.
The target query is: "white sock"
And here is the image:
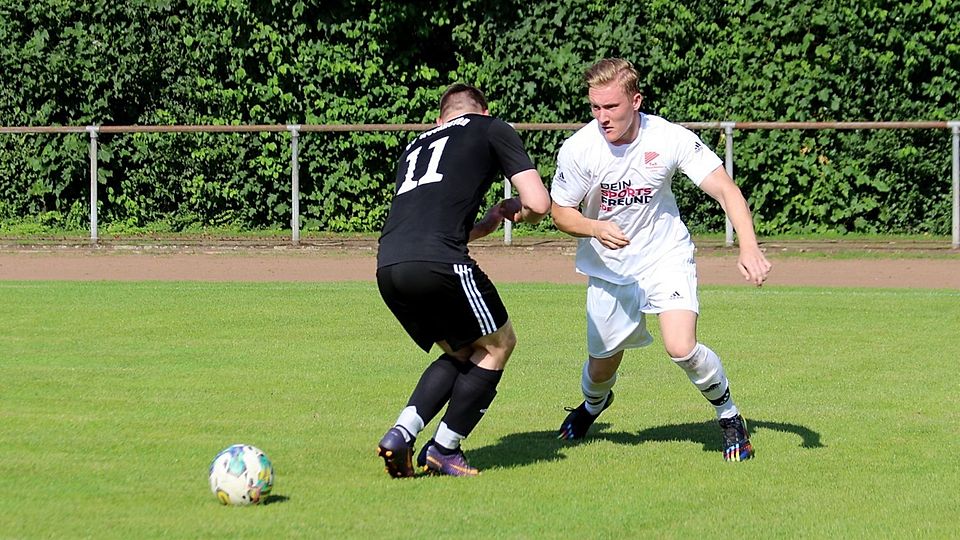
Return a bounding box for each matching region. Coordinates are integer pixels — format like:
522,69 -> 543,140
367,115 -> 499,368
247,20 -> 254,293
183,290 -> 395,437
671,343 -> 739,419
581,360 -> 617,415
434,421 -> 466,451
394,406 -> 424,442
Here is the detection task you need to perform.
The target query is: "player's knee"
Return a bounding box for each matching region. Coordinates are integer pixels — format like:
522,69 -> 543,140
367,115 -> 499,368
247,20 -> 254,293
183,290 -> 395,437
664,340 -> 697,360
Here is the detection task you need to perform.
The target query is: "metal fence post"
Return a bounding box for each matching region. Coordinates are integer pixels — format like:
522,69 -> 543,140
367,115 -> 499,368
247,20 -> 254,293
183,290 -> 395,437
950,121 -> 959,249
722,122 -> 736,247
503,177 -> 512,245
504,123 -> 515,246
288,125 -> 301,246
86,126 -> 99,244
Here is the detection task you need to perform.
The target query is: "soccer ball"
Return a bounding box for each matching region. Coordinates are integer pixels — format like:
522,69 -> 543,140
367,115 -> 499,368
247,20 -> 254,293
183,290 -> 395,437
208,444 -> 274,506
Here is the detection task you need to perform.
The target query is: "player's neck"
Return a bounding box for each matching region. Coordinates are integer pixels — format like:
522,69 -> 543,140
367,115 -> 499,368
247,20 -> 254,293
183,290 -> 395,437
439,110 -> 480,124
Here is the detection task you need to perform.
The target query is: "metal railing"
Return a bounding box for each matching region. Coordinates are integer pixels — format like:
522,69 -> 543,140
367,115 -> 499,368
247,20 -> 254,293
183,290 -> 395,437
2,121 -> 958,248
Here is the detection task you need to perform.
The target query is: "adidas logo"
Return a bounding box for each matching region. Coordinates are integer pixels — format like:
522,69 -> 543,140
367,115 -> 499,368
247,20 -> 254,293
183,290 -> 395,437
669,291 -> 683,300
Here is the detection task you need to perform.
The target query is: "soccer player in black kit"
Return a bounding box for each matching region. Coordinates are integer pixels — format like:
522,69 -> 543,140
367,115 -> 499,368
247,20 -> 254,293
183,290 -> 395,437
375,84 -> 550,477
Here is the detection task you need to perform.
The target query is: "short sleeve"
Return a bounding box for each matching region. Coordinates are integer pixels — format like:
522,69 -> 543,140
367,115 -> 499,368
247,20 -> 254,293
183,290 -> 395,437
550,139 -> 591,207
676,128 -> 723,186
487,119 -> 535,177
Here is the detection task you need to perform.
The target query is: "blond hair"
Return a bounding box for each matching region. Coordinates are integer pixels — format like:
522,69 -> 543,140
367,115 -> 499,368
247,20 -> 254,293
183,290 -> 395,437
584,58 -> 641,96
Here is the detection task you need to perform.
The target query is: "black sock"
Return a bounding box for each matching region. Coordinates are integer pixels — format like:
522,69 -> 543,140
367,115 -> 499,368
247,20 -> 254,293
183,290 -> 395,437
434,443 -> 458,455
405,354 -> 461,426
440,365 -> 503,438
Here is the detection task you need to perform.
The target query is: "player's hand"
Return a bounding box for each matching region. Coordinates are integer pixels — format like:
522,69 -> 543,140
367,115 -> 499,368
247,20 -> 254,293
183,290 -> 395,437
737,246 -> 772,287
592,220 -> 629,250
498,197 -> 524,223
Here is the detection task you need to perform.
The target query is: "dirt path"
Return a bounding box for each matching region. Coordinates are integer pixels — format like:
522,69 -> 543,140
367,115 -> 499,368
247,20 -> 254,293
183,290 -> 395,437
1,238 -> 957,289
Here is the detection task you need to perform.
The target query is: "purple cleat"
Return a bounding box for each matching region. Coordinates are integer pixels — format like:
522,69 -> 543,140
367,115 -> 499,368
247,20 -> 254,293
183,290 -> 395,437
423,443 -> 479,477
376,427 -> 415,478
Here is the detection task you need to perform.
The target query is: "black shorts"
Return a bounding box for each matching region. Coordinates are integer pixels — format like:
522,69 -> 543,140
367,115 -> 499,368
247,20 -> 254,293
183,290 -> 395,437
377,261 -> 509,352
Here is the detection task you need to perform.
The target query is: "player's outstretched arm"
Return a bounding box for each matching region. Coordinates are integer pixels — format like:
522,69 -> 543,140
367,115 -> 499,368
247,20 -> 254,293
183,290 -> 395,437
507,169 -> 551,225
699,166 -> 772,286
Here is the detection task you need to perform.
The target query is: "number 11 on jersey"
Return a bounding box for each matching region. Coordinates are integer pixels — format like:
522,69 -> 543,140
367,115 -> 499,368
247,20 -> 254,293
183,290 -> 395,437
396,136 -> 449,195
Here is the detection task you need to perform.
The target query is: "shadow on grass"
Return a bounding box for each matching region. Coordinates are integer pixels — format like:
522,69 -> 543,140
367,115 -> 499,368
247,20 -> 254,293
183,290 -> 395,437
596,419 -> 825,453
469,419 -> 824,471
466,428 -> 587,471
262,494 -> 290,505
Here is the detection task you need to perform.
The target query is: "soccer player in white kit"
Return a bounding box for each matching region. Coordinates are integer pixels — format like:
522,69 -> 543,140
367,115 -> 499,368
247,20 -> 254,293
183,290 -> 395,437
551,58 -> 772,461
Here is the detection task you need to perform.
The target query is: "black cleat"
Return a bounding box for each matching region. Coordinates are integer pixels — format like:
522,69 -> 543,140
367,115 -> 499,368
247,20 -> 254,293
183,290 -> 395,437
557,390 -> 614,440
416,438 -> 435,470
719,414 -> 754,462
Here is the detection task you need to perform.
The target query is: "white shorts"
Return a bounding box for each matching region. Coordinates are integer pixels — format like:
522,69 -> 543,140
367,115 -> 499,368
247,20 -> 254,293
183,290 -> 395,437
586,252 -> 699,358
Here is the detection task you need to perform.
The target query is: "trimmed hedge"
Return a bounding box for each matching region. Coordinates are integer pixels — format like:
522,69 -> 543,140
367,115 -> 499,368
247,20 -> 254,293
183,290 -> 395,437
1,0 -> 958,234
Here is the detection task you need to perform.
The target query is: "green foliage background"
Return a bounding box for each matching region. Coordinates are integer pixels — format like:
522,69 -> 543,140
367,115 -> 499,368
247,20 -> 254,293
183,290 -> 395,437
1,0 -> 958,234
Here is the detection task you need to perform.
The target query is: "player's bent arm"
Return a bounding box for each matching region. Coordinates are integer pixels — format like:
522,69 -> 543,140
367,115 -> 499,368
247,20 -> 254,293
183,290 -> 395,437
551,202 -> 593,237
551,201 -> 629,249
509,169 -> 551,224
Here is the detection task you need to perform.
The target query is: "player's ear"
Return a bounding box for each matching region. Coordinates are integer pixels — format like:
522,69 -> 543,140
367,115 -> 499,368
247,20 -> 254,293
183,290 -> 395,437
436,116 -> 444,126
632,93 -> 643,111
481,108 -> 490,116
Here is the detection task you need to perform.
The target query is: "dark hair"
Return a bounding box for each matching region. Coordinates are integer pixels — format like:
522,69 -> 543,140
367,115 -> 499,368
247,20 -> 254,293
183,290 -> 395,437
439,83 -> 488,119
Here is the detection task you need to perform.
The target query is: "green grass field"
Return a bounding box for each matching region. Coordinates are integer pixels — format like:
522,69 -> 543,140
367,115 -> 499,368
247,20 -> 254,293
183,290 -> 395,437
2,280 -> 958,538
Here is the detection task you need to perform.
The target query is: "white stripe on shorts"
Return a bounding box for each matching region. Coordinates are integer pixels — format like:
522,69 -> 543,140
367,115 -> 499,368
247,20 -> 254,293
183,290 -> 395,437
454,264 -> 496,334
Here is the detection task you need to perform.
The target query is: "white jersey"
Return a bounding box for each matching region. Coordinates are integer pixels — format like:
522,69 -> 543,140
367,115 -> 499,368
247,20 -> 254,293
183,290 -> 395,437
551,113 -> 722,284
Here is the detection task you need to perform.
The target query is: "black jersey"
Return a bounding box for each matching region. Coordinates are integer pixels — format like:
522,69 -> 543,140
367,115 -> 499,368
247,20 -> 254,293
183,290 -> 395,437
377,114 -> 535,267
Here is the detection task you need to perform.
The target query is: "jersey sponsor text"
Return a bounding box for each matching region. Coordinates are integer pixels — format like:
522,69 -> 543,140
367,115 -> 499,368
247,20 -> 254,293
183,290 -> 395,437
600,180 -> 653,211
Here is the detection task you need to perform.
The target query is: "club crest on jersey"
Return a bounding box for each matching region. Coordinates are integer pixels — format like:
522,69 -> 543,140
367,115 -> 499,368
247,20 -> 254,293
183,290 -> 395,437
643,151 -> 665,171
599,179 -> 653,211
